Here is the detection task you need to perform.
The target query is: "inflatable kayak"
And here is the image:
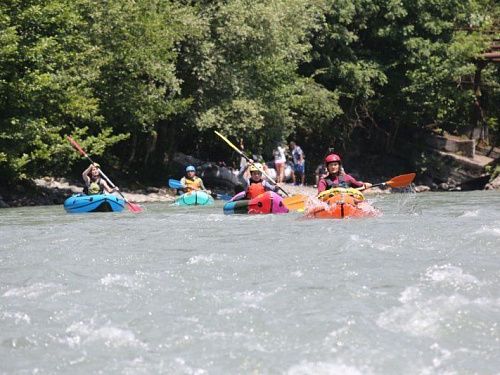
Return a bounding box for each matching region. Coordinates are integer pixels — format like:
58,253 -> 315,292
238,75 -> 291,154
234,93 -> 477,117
307,189 -> 379,219
64,194 -> 125,213
223,191 -> 289,215
175,191 -> 214,206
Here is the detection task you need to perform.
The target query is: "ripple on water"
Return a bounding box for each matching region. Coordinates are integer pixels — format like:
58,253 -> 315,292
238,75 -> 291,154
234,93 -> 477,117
100,273 -> 143,289
0,311 -> 31,325
376,264 -> 495,339
458,210 -> 479,218
473,224 -> 500,237
287,360 -> 369,375
424,264 -> 481,289
2,282 -> 64,299
64,319 -> 147,349
187,253 -> 224,265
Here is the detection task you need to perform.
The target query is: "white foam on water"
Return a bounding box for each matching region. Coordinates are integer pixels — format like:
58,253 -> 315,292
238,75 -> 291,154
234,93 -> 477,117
205,214 -> 223,222
358,201 -> 382,217
349,234 -> 373,248
172,357 -> 207,375
458,210 -> 479,218
217,307 -> 242,316
2,282 -> 63,299
287,360 -> 370,375
424,264 -> 481,288
474,224 -> 500,237
417,343 -> 456,375
0,311 -> 31,324
377,294 -> 470,337
100,273 -> 138,289
234,287 -> 282,305
472,297 -> 500,307
398,286 -> 421,303
291,270 -> 303,277
65,319 -> 147,349
187,253 -> 222,265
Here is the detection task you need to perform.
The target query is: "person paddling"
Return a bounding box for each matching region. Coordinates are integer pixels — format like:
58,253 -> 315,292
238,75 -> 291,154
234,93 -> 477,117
233,163 -> 280,201
180,165 -> 211,194
317,154 -> 372,193
82,163 -> 117,195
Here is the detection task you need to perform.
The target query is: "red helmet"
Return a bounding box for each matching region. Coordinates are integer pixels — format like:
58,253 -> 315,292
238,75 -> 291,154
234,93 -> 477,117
324,153 -> 341,164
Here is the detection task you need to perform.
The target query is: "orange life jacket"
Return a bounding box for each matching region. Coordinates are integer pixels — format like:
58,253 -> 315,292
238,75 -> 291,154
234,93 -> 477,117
246,180 -> 266,199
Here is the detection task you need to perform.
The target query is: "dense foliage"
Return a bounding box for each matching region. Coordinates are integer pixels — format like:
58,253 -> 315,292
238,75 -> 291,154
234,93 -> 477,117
1,0 -> 498,184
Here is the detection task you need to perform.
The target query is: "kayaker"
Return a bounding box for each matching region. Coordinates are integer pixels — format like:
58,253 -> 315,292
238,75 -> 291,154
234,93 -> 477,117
180,165 -> 211,194
317,154 -> 372,193
82,163 -> 116,195
233,163 -> 280,200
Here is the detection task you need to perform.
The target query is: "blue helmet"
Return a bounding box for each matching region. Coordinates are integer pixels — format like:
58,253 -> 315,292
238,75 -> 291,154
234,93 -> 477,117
186,165 -> 196,172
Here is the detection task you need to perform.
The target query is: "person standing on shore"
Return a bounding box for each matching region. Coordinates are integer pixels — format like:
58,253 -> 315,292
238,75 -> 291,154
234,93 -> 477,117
82,163 -> 116,195
273,142 -> 286,183
289,141 -> 305,186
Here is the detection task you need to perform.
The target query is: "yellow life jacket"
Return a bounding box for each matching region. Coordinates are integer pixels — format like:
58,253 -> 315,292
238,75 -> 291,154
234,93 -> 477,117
317,187 -> 365,202
183,177 -> 203,192
88,182 -> 102,195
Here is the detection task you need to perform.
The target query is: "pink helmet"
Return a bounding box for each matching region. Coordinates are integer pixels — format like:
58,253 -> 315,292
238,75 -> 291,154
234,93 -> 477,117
324,153 -> 342,164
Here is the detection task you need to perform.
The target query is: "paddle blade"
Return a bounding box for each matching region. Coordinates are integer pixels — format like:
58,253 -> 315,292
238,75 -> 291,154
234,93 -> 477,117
126,201 -> 143,213
168,179 -> 184,189
67,136 -> 88,157
214,131 -> 242,155
386,173 -> 416,188
283,194 -> 308,211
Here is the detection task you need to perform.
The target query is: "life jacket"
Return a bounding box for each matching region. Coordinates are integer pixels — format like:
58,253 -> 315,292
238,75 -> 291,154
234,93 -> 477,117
184,177 -> 203,192
86,177 -> 103,195
317,187 -> 365,202
324,173 -> 347,189
246,180 -> 266,199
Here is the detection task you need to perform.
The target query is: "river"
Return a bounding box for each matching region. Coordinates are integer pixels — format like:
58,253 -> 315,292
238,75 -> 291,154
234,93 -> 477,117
1,191 -> 499,374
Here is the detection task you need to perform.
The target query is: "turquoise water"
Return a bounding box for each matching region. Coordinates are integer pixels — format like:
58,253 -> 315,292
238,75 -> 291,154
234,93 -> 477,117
1,191 -> 499,374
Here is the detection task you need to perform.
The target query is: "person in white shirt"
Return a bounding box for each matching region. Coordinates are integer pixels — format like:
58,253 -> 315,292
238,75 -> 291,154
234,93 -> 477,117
273,143 -> 286,183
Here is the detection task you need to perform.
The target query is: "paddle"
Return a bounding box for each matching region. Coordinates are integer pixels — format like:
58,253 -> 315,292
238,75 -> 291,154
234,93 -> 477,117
67,136 -> 143,213
168,178 -> 185,189
214,131 -> 307,210
287,173 -> 417,211
168,178 -> 232,200
358,173 -> 416,191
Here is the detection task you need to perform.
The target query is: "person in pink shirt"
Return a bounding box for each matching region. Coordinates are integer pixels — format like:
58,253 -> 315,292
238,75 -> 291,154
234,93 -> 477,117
317,154 -> 372,193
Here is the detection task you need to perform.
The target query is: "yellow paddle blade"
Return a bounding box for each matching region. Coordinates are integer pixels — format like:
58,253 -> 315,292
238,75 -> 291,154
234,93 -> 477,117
386,173 -> 416,188
283,194 -> 308,211
214,131 -> 242,155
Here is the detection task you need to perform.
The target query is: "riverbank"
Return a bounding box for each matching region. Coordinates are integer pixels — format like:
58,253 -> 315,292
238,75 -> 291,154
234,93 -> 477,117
0,176 -> 441,209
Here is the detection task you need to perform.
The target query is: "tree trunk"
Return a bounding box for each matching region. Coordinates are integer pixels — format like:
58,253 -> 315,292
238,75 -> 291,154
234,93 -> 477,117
471,61 -> 487,141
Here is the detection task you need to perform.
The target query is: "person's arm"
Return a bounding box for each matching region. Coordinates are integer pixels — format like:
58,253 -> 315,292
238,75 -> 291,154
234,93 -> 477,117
317,178 -> 327,193
101,179 -> 116,193
345,174 -> 365,188
263,180 -> 277,192
180,177 -> 189,193
199,179 -> 211,193
82,165 -> 92,185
